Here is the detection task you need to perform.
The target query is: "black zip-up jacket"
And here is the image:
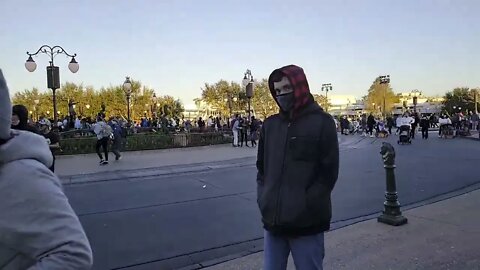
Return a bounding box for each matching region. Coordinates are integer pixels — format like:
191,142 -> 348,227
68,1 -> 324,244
256,65 -> 339,236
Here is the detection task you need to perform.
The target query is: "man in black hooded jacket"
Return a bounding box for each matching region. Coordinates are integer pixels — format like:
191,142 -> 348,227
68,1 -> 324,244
256,65 -> 339,270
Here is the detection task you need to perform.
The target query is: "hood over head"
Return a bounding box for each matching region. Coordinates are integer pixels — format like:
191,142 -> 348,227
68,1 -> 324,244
0,69 -> 53,167
268,65 -> 315,118
0,70 -> 11,142
12,104 -> 30,130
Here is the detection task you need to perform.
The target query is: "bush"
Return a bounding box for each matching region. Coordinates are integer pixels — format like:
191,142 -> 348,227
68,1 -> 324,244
58,132 -> 232,155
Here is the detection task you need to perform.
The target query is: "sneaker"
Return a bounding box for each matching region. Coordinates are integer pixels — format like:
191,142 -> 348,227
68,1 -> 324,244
99,159 -> 105,165
115,155 -> 122,161
101,160 -> 109,165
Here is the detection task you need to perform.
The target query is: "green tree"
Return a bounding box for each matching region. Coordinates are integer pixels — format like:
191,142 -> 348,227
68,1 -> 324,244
251,79 -> 277,119
312,94 -> 330,110
364,78 -> 399,114
442,87 -> 477,114
201,80 -> 244,116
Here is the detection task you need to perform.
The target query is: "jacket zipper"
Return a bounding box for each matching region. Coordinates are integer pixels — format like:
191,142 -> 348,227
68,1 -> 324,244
274,121 -> 291,225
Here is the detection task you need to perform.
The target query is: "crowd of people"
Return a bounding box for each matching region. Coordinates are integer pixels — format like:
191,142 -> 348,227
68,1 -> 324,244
334,110 -> 480,139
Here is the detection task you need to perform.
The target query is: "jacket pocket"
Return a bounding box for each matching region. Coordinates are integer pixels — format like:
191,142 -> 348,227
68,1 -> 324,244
306,183 -> 332,223
289,136 -> 320,161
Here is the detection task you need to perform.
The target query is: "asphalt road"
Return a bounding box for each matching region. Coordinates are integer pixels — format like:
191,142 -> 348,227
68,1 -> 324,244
64,135 -> 480,270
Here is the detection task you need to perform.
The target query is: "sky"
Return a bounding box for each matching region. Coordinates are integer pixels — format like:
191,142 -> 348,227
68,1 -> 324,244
1,0 -> 479,105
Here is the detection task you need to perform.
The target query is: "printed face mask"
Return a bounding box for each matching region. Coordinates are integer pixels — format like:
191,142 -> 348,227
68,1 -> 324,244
276,92 -> 295,112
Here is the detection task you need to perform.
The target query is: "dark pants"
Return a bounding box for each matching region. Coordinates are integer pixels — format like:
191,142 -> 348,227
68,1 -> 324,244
111,137 -> 122,158
96,137 -> 109,161
388,126 -> 392,134
422,127 -> 429,139
411,125 -> 417,139
367,125 -> 374,135
240,130 -> 248,146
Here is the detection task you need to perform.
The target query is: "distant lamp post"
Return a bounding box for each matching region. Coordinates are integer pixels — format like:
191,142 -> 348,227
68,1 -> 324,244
25,45 -> 79,126
123,76 -> 133,126
151,93 -> 157,117
410,89 -> 422,113
242,69 -> 254,120
379,75 -> 390,118
321,83 -> 333,112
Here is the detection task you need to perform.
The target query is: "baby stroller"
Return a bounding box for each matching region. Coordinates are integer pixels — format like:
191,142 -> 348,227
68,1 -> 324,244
440,124 -> 455,139
397,125 -> 412,144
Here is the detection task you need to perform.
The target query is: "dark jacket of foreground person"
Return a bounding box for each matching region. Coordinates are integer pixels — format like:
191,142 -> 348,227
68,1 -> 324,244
256,65 -> 339,236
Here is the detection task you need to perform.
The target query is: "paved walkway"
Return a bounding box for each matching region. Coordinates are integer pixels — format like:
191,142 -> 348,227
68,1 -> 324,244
55,144 -> 257,176
204,189 -> 480,270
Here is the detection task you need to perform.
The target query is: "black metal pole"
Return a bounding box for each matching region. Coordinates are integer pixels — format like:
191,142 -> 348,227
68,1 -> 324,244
378,142 -> 408,226
127,95 -> 131,126
248,98 -> 251,120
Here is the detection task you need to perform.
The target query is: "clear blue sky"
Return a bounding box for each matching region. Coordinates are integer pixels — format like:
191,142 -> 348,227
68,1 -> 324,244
1,0 -> 479,104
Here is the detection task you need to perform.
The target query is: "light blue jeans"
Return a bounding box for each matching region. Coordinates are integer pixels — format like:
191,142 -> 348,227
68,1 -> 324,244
264,230 -> 324,270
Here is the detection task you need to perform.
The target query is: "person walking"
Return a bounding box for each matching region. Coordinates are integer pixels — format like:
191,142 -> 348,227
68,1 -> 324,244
0,70 -> 93,269
420,115 -> 430,139
360,113 -> 367,136
109,117 -> 123,160
232,114 -> 239,147
94,114 -> 112,165
250,115 -> 259,147
470,111 -> 479,131
257,65 -> 339,270
367,113 -> 375,137
386,115 -> 394,134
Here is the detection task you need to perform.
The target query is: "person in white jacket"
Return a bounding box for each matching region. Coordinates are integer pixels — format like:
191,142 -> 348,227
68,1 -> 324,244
0,69 -> 93,270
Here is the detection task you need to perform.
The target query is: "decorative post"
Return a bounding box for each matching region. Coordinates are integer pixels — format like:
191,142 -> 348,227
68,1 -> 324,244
378,142 -> 408,226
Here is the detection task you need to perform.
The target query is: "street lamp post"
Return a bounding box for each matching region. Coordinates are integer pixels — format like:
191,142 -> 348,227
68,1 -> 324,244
123,77 -> 133,126
321,83 -> 332,112
25,45 -> 79,126
410,89 -> 422,114
242,69 -> 254,121
379,75 -> 390,119
151,93 -> 157,117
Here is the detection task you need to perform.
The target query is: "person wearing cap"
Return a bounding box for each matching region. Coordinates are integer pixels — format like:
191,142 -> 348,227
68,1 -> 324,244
0,69 -> 93,269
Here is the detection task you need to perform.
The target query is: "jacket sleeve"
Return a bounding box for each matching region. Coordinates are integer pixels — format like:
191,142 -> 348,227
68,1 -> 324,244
317,115 -> 339,191
0,160 -> 93,270
256,123 -> 265,185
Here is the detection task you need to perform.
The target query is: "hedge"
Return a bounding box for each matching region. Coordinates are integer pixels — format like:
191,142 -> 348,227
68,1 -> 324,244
58,132 -> 232,155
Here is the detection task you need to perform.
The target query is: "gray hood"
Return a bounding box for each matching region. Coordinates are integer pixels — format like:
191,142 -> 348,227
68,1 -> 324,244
0,130 -> 53,168
0,69 -> 52,167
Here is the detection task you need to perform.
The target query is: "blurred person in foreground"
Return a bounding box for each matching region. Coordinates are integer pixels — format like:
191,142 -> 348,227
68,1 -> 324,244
256,65 -> 339,270
0,69 -> 93,269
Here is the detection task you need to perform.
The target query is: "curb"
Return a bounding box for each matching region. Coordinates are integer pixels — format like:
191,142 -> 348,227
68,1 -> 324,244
188,182 -> 480,269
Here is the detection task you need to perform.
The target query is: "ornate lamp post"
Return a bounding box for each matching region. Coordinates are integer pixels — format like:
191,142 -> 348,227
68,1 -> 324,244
379,75 -> 390,119
410,89 -> 422,114
321,83 -> 332,112
25,45 -> 79,126
242,69 -> 254,120
123,77 -> 133,126
151,93 -> 157,117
